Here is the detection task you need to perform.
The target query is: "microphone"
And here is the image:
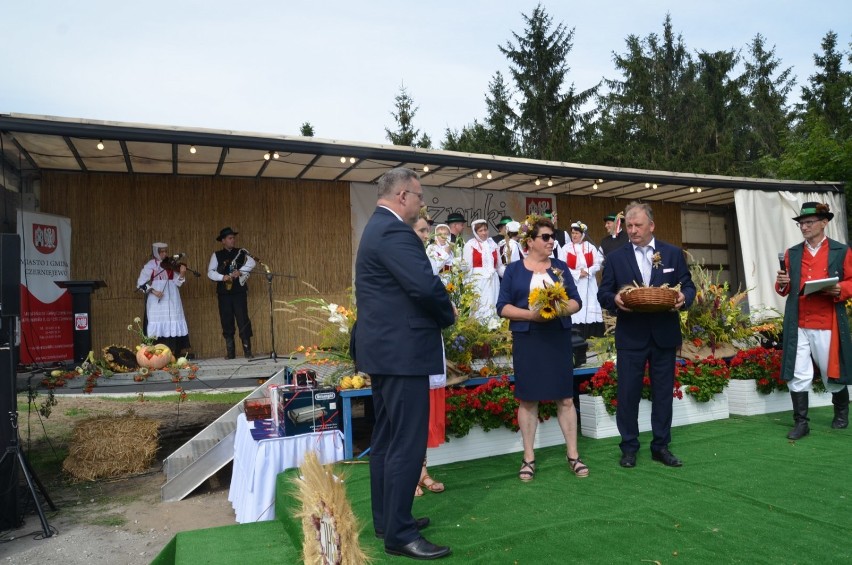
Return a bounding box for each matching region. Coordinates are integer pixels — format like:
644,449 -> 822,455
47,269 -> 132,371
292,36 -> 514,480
778,252 -> 786,273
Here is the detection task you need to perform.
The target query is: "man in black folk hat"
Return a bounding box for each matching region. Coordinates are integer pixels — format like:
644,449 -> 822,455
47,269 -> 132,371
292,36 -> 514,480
446,212 -> 466,244
775,202 -> 852,439
600,211 -> 628,258
207,227 -> 257,359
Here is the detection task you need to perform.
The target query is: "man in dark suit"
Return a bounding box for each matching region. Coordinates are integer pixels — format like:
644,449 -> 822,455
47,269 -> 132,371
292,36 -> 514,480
597,202 -> 695,468
353,168 -> 455,560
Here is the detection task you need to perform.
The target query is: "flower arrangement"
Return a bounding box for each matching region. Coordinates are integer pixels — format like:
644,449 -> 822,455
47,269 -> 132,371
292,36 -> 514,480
278,286 -> 358,386
728,347 -> 786,394
444,376 -> 556,438
443,314 -> 512,368
675,357 -> 730,402
128,316 -> 157,346
528,268 -> 571,320
580,360 -> 683,415
651,252 -> 663,269
679,262 -> 780,355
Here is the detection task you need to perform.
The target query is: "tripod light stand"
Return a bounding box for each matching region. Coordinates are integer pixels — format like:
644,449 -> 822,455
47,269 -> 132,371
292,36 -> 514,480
1,315 -> 56,537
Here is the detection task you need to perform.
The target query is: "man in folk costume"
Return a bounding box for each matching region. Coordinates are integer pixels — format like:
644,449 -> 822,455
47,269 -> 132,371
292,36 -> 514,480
543,209 -> 568,259
600,212 -> 628,258
207,227 -> 256,359
775,202 -> 852,439
492,215 -> 513,246
559,221 -> 605,338
463,219 -> 505,322
446,212 -> 466,244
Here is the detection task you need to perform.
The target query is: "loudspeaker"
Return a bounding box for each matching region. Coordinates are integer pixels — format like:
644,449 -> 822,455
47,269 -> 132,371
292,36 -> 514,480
0,234 -> 20,317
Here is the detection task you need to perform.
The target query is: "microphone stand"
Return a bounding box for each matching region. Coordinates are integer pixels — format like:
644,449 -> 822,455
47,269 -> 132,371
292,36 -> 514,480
250,263 -> 296,363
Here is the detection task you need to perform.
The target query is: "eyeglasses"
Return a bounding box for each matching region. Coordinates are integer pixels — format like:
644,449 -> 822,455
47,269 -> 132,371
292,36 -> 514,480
535,233 -> 555,242
795,219 -> 823,228
399,190 -> 424,202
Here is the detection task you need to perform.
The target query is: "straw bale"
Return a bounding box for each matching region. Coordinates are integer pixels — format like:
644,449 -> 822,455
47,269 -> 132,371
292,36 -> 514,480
62,413 -> 160,481
40,172 -> 353,358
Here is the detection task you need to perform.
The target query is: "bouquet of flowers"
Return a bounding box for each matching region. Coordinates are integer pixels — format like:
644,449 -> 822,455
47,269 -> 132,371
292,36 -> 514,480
528,268 -> 571,320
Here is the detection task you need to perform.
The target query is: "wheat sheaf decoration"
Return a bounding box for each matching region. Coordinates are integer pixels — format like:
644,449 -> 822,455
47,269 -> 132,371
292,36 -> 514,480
294,451 -> 371,564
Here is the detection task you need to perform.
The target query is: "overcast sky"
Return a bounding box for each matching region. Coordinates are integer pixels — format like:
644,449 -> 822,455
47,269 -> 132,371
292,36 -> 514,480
2,1 -> 849,145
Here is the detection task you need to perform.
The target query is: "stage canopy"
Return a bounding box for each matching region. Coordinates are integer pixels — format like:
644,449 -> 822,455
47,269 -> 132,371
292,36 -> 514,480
0,113 -> 843,208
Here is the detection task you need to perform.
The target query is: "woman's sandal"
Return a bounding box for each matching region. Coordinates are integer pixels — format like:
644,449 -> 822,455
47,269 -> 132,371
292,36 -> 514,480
567,455 -> 589,478
414,484 -> 424,497
418,474 -> 445,493
519,459 -> 536,482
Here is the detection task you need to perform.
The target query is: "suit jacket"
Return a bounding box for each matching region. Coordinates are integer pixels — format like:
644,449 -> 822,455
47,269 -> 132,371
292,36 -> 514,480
597,239 -> 695,350
353,207 -> 455,376
496,258 -> 582,332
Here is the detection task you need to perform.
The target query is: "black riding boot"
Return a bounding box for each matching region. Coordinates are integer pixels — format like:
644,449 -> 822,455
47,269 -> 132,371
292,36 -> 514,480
225,336 -> 236,360
242,338 -> 253,359
787,391 -> 810,440
831,387 -> 849,429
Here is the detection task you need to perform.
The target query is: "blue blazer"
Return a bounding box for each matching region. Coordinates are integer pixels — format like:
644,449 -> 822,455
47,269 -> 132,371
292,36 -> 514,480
353,207 -> 455,376
496,258 -> 582,332
597,240 -> 696,350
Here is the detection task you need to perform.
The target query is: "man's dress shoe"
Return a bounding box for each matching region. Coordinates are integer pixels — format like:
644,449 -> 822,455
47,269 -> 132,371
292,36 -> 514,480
651,448 -> 683,467
619,453 -> 636,468
385,536 -> 451,560
374,516 -> 430,539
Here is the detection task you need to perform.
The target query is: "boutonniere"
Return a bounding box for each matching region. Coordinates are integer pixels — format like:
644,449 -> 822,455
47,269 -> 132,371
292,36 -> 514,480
652,252 -> 663,269
550,267 -> 564,283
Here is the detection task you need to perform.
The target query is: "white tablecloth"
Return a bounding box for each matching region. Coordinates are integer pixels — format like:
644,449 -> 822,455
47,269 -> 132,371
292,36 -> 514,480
228,413 -> 344,523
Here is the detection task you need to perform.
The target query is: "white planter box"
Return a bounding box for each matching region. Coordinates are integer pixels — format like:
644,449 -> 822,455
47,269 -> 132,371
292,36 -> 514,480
426,417 -> 563,466
727,379 -> 842,416
578,392 -> 730,439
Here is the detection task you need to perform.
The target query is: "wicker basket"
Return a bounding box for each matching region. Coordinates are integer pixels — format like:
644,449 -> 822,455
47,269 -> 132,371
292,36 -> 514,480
621,286 -> 678,312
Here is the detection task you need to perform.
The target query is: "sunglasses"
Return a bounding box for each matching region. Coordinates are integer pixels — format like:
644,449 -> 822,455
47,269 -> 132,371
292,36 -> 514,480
535,233 -> 555,242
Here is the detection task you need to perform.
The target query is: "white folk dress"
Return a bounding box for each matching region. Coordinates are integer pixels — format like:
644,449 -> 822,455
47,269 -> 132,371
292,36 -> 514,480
137,257 -> 188,338
463,235 -> 505,323
559,240 -> 604,325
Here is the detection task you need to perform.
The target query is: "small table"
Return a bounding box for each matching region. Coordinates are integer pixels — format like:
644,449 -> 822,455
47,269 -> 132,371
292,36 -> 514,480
228,413 -> 343,523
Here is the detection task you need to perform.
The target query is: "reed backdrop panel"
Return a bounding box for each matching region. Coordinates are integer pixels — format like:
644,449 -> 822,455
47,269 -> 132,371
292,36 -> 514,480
39,172 -> 353,359
555,195 -> 684,248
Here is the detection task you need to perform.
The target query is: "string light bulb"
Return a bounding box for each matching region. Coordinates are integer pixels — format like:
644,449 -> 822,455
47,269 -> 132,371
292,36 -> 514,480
340,156 -> 346,163
189,145 -> 197,154
349,157 -> 356,164
423,165 -> 430,172
593,183 -> 598,190
534,178 -> 541,186
486,171 -> 492,180
476,171 -> 483,179
273,151 -> 279,159
264,151 -> 271,160
547,178 -> 553,187
689,187 -> 695,193
96,140 -> 104,151
645,182 -> 650,189
696,187 -> 702,193
652,184 -> 658,189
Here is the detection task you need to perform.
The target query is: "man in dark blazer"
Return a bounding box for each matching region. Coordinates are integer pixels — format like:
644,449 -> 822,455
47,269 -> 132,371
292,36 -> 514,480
597,202 -> 695,469
353,168 -> 455,560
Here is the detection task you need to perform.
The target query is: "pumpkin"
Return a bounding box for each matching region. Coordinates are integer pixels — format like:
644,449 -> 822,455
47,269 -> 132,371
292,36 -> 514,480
136,344 -> 174,370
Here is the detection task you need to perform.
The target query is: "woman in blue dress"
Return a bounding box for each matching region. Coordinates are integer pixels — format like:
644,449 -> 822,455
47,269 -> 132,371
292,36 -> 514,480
496,217 -> 589,481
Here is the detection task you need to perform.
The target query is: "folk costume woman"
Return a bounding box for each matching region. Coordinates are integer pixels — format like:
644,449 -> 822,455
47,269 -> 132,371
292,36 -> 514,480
463,219 -> 505,323
412,214 -> 447,497
136,242 -> 190,355
497,217 -> 587,481
558,221 -> 605,338
426,223 -> 455,286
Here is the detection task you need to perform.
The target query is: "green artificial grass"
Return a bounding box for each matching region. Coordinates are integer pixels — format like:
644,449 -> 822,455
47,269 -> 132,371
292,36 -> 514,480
165,406 -> 852,564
